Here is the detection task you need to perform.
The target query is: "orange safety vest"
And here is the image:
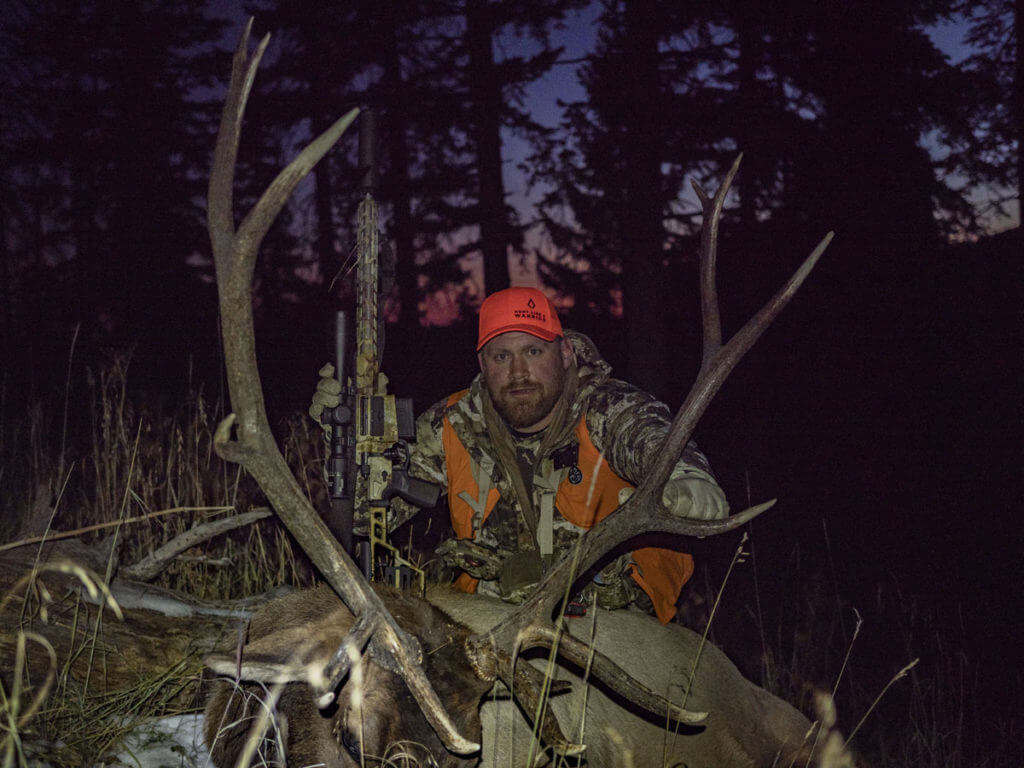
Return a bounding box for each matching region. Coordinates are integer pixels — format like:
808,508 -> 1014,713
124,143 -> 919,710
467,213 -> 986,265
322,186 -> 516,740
441,390 -> 693,623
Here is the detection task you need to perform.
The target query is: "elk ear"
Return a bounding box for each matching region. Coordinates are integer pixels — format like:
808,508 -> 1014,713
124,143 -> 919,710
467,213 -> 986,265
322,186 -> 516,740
205,626 -> 338,686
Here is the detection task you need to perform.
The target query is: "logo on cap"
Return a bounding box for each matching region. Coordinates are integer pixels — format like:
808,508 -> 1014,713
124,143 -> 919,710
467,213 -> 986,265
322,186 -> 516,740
512,298 -> 547,323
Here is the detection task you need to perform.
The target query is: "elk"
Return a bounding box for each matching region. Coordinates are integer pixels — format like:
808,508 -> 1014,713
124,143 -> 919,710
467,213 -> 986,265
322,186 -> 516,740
204,19 -> 833,768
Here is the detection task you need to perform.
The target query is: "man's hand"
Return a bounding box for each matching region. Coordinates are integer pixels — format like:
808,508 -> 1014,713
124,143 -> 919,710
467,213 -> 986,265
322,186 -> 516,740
615,465 -> 729,520
308,363 -> 341,424
661,466 -> 729,520
587,553 -> 637,610
436,538 -> 505,581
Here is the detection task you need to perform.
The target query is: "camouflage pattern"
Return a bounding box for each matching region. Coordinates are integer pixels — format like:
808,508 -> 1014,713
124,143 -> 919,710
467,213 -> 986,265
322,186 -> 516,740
358,330 -> 715,600
433,538 -> 504,580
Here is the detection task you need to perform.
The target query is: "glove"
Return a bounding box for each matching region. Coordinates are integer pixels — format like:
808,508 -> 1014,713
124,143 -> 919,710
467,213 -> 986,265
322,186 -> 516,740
308,363 -> 341,426
661,466 -> 729,520
498,549 -> 544,601
586,554 -> 637,610
436,538 -> 505,581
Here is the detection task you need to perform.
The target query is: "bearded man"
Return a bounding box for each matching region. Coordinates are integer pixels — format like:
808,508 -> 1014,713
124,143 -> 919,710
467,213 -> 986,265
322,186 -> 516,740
311,287 -> 727,623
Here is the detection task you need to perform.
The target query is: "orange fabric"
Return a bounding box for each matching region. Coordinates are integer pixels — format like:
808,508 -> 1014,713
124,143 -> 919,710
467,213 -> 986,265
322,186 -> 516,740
476,287 -> 563,350
452,572 -> 479,593
630,548 -> 694,623
555,418 -> 693,624
444,390 -> 498,595
442,391 -> 692,622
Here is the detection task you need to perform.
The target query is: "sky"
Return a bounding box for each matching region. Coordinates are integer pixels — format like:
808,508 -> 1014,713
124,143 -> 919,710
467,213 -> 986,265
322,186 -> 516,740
207,3 -> 1015,239
502,6 -> 1020,238
205,1 -> 1019,325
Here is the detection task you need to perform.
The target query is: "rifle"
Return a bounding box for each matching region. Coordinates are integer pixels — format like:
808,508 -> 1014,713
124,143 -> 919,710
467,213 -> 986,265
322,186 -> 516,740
325,108 -> 439,592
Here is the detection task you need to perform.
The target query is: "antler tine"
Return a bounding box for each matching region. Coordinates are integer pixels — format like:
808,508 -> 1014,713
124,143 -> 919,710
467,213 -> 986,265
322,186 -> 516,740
515,625 -> 708,726
500,649 -> 586,756
646,232 -> 834,496
207,18 -> 268,276
693,152 -> 743,365
208,22 -> 478,755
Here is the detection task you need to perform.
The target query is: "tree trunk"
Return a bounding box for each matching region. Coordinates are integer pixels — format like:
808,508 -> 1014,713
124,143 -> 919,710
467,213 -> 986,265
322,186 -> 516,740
1015,0 -> 1023,209
313,114 -> 338,276
736,9 -> 759,240
620,0 -> 670,400
381,19 -> 421,333
465,0 -> 511,296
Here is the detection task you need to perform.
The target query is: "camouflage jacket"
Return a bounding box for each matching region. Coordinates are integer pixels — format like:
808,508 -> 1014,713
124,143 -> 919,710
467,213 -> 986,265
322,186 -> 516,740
368,331 -> 714,565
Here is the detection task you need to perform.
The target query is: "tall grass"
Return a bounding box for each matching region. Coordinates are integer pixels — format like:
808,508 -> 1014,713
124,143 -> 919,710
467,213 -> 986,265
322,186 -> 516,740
688,530 -> 1022,768
0,357 -> 317,599
1,359 -> 1019,766
0,360 -> 321,766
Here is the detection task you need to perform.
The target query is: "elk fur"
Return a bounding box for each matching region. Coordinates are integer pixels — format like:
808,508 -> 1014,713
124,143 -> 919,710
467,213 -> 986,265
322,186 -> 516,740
204,584 -> 815,767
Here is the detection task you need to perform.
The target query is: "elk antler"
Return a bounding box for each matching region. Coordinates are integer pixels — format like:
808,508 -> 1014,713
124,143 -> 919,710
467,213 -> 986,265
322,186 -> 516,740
207,19 -> 478,755
465,155 -> 833,739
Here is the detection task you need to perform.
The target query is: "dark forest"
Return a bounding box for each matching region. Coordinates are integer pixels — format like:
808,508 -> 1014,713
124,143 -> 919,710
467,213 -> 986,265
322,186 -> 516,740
1,1 -> 1020,765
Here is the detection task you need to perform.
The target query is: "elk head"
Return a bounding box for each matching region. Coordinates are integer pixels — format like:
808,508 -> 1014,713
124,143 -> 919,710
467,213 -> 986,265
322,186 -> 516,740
204,585 -> 492,766
206,17 -> 832,765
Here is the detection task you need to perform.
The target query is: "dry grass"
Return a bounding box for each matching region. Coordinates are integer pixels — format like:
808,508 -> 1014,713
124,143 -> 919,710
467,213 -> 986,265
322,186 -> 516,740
686,528 -> 1022,768
205,680 -> 289,768
1,357 -> 317,599
1,360 -> 1020,767
0,360 -> 320,766
1,561 -> 123,766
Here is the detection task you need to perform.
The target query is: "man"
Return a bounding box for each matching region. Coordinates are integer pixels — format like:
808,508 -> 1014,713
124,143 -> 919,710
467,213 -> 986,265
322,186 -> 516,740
310,286 -> 727,623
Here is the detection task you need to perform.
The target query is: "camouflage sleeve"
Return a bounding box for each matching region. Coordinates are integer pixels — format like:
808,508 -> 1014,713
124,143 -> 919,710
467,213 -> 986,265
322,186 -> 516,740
585,378 -> 714,486
366,397 -> 450,535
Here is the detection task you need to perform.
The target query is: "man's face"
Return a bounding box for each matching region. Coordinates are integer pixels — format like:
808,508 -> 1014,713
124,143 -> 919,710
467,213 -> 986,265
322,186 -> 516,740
478,332 -> 573,432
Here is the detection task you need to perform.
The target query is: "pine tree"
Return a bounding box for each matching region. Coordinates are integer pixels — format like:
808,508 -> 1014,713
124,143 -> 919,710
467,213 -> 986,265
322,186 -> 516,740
247,0 -> 583,324
0,0 -> 227,388
958,0 -> 1021,228
532,0 -> 717,397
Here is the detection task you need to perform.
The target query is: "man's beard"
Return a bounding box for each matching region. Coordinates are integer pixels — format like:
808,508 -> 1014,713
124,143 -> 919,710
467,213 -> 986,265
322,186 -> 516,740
491,370 -> 565,430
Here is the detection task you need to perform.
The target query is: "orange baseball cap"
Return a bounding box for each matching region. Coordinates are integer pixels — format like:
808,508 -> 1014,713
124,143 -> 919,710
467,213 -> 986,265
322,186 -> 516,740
476,287 -> 563,351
